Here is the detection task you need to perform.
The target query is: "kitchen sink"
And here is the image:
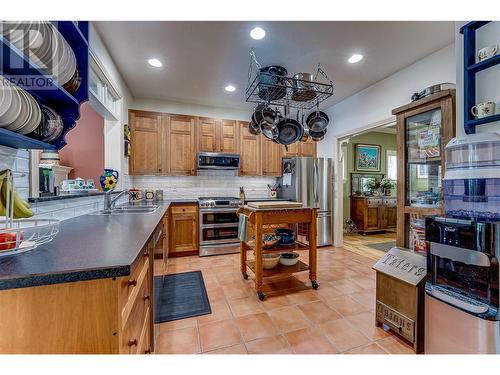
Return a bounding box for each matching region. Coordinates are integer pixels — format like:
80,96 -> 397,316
89,205 -> 160,215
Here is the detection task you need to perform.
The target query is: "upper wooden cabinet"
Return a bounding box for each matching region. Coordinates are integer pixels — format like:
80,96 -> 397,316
239,121 -> 261,176
165,114 -> 196,175
198,117 -> 218,152
261,138 -> 282,177
220,119 -> 238,153
129,110 -> 163,175
129,109 -> 315,176
198,118 -> 238,154
300,138 -> 317,157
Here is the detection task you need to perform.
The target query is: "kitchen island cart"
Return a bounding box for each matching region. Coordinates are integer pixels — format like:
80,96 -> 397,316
238,205 -> 318,301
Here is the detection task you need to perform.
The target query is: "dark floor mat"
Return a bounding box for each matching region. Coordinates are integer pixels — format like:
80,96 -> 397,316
367,241 -> 396,252
154,271 -> 211,323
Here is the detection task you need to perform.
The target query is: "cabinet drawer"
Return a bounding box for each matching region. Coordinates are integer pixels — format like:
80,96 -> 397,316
367,198 -> 382,207
136,308 -> 151,354
121,268 -> 150,353
171,204 -> 197,215
383,198 -> 397,207
120,254 -> 150,324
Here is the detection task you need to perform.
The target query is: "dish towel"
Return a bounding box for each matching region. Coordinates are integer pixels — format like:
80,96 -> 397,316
238,213 -> 248,242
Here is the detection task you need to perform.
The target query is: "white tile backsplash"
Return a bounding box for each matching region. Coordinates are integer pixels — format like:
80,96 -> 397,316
130,175 -> 278,199
30,194 -> 128,221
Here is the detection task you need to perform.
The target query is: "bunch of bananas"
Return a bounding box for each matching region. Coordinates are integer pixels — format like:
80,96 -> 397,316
0,170 -> 33,218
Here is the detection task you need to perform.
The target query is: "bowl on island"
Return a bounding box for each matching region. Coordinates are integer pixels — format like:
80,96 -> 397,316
279,252 -> 300,266
262,234 -> 281,249
262,253 -> 281,269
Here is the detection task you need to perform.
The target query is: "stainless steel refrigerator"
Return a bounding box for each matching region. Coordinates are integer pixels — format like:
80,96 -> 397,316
279,157 -> 334,246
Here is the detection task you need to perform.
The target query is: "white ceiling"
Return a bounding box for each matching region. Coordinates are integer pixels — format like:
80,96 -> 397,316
94,21 -> 454,111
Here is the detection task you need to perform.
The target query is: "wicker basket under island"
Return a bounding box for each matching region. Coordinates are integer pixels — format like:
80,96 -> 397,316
237,202 -> 318,301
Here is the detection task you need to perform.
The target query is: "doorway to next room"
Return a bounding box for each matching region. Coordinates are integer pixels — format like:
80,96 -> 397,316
341,124 -> 398,259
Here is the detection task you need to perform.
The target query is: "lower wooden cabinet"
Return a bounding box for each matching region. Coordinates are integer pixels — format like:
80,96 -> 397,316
0,224 -> 159,354
168,203 -> 199,256
351,196 -> 397,234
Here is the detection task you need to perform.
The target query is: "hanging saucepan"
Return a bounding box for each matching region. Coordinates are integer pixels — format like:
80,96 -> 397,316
306,108 -> 329,132
252,103 -> 266,125
310,128 -> 327,142
257,107 -> 279,140
299,110 -> 309,142
292,73 -> 317,102
258,65 -> 288,101
248,119 -> 261,136
276,107 -> 303,146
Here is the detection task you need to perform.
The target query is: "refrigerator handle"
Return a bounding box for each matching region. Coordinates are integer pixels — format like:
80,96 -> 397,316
313,161 -> 319,207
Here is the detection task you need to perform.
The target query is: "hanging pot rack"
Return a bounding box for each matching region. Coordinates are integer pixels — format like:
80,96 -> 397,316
245,50 -> 334,110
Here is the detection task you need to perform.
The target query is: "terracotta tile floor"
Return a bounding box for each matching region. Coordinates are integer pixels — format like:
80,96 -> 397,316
154,238 -> 414,355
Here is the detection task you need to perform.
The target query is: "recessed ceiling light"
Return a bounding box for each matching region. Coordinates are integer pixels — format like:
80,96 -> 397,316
250,27 -> 266,40
148,58 -> 163,68
348,54 -> 363,64
225,85 -> 236,92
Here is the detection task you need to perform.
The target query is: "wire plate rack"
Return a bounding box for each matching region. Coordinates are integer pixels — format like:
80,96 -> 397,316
0,218 -> 60,257
245,72 -> 334,110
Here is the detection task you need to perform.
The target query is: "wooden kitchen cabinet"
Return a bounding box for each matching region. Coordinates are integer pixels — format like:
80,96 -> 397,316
198,117 -> 218,152
300,138 -> 317,157
0,224 -> 159,354
282,139 -> 317,157
165,114 -> 196,175
239,121 -> 261,176
168,203 -> 199,257
198,118 -> 238,154
129,110 -> 163,175
351,196 -> 397,234
261,137 -> 283,177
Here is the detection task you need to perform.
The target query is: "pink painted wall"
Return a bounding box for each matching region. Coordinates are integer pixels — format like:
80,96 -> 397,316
59,102 -> 105,188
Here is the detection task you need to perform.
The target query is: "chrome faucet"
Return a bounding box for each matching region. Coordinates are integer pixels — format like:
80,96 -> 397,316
104,190 -> 129,211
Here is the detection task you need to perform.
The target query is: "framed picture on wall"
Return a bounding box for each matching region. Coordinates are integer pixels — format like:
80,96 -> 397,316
355,144 -> 381,172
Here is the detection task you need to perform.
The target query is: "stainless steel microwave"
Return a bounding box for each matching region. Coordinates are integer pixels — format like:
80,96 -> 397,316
197,152 -> 240,170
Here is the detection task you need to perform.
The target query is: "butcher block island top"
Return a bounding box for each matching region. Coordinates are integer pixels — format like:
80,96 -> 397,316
237,205 -> 318,301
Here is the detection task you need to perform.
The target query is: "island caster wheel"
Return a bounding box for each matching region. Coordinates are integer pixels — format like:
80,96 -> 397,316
242,272 -> 249,280
257,291 -> 266,301
311,280 -> 319,290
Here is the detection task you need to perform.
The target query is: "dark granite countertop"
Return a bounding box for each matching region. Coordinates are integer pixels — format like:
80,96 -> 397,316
0,201 -> 170,291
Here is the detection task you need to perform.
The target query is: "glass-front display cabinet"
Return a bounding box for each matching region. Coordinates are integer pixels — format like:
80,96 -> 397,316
392,90 -> 456,254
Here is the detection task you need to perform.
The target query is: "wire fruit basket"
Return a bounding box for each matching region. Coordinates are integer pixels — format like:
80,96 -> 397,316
0,170 -> 60,257
0,218 -> 60,257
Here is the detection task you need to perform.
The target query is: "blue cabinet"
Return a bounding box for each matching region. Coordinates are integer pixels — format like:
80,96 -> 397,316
0,21 -> 89,150
460,21 -> 500,134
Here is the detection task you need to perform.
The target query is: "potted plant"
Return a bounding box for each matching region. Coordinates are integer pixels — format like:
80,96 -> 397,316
364,179 -> 380,196
380,178 -> 395,196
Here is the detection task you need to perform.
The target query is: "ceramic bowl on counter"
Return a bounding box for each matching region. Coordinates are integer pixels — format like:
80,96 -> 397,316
280,252 -> 300,266
262,253 -> 281,269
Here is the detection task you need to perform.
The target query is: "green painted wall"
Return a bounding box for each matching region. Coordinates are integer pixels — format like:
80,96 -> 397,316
343,131 -> 398,224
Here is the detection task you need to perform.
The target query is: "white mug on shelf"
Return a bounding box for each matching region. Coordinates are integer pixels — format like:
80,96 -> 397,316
471,101 -> 496,118
478,45 -> 498,62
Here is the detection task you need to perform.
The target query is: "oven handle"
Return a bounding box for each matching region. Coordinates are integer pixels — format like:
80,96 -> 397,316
200,223 -> 240,229
199,208 -> 239,213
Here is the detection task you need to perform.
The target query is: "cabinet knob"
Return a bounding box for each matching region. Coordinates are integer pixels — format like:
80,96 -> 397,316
145,349 -> 151,354
143,251 -> 149,257
144,294 -> 150,301
128,279 -> 137,287
128,339 -> 138,347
